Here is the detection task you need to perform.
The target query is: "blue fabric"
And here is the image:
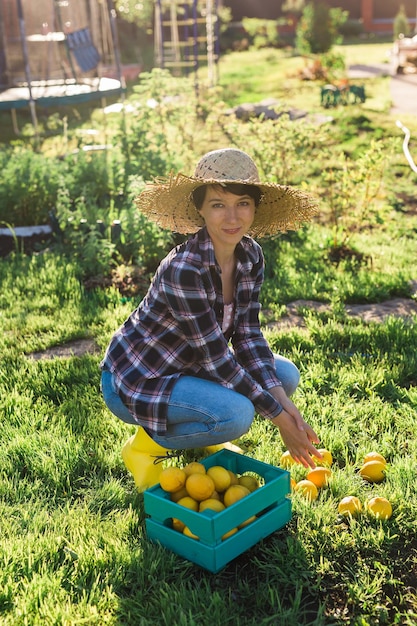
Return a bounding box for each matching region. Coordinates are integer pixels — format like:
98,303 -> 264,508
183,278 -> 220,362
101,354 -> 300,450
66,28 -> 100,72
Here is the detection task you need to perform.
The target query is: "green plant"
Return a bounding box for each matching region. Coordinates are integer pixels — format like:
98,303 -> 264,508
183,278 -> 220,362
241,18 -> 281,49
394,4 -> 411,40
119,69 -> 199,184
0,148 -> 63,226
319,139 -> 393,260
215,109 -> 329,186
296,1 -> 348,54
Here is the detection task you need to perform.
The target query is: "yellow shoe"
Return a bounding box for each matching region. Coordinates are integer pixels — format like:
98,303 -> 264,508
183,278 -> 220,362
205,441 -> 243,454
121,427 -> 168,491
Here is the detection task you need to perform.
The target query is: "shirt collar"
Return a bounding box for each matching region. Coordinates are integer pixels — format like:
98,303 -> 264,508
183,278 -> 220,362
196,226 -> 259,274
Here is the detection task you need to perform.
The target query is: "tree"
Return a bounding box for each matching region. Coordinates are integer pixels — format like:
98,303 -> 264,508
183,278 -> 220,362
296,1 -> 347,55
114,0 -> 154,29
393,4 -> 410,40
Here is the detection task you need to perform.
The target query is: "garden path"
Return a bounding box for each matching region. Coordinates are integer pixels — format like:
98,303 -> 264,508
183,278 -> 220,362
28,65 -> 417,359
28,282 -> 417,359
347,62 -> 417,115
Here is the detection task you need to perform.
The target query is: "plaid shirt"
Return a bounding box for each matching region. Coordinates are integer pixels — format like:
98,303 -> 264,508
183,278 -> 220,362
101,227 -> 283,434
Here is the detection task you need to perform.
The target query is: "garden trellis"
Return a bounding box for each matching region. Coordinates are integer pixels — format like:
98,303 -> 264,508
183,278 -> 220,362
0,0 -> 124,131
154,0 -> 220,88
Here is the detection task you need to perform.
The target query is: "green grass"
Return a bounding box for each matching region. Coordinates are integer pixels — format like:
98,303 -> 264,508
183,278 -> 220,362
1,41 -> 417,625
1,251 -> 417,625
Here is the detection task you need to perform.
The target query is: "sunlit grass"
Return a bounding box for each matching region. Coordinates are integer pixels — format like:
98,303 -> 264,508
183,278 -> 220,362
1,40 -> 417,625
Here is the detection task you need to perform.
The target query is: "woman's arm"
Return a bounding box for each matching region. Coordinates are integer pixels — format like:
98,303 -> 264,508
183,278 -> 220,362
269,385 -> 321,468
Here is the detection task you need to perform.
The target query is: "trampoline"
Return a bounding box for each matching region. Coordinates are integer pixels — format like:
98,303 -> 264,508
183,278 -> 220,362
0,0 -> 125,131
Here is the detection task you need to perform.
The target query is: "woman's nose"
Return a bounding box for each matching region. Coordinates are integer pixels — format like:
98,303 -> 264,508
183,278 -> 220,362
225,206 -> 238,222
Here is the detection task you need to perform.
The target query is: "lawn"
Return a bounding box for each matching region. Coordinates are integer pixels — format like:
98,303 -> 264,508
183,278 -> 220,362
1,41 -> 417,625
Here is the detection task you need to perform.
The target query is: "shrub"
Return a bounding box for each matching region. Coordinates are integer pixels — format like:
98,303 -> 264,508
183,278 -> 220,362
296,2 -> 348,54
241,18 -> 281,49
0,148 -> 63,226
394,4 -> 411,40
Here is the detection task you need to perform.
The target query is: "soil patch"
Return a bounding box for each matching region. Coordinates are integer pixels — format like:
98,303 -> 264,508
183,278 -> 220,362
28,338 -> 100,360
266,297 -> 417,330
27,289 -> 417,359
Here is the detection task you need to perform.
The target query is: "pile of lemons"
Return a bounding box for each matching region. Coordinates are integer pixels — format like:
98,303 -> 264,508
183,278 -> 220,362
159,461 -> 261,540
280,448 -> 393,520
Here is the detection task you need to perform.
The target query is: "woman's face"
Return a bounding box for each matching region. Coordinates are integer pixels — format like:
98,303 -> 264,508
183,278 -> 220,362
198,185 -> 256,251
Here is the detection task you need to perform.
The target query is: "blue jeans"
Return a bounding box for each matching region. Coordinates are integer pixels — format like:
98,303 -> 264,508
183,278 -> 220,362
101,354 -> 300,450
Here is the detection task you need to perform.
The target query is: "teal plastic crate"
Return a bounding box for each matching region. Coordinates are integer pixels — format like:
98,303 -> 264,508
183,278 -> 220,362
144,449 -> 292,573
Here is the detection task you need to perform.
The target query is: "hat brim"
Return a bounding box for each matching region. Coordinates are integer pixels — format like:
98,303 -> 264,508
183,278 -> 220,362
135,172 -> 318,237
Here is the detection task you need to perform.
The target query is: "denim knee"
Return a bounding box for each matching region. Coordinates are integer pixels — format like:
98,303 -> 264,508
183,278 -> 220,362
226,394 -> 254,438
273,355 -> 300,397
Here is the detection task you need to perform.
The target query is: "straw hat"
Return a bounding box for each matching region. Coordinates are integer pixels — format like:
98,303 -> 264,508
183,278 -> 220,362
135,148 -> 318,237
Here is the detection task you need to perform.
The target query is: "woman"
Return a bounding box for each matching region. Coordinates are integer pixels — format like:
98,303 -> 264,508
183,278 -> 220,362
101,148 -> 321,490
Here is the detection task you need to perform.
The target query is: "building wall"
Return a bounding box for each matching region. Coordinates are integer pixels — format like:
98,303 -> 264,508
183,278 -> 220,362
225,0 -> 417,33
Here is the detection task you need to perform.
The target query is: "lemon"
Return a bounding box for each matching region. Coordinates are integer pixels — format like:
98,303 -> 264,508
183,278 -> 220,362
176,496 -> 199,511
359,460 -> 386,483
172,517 -> 185,532
280,450 -> 296,468
183,461 -> 206,476
338,495 -> 362,517
223,484 -> 251,507
306,467 -> 332,488
290,477 -> 297,491
183,526 -> 199,540
185,473 -> 215,501
159,466 -> 187,493
206,465 -> 231,493
227,470 -> 240,485
366,496 -> 392,520
238,515 -> 257,529
363,452 -> 387,467
238,474 -> 259,492
294,479 -> 318,501
312,448 -> 333,467
199,498 -> 226,513
170,486 -> 188,503
222,527 -> 238,540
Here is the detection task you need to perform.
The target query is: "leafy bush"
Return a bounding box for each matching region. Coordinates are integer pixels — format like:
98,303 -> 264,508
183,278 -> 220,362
394,4 -> 411,40
0,148 -> 63,226
296,2 -> 348,54
241,18 -> 281,49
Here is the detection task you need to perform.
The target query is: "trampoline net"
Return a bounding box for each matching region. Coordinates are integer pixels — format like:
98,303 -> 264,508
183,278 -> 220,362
0,0 -> 115,88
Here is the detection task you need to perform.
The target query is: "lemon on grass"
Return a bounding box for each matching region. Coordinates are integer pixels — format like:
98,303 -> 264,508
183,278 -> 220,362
159,466 -> 187,493
223,484 -> 251,507
366,496 -> 392,520
238,474 -> 259,492
359,460 -> 386,483
306,467 -> 332,488
280,450 -> 297,468
206,465 -> 231,493
183,461 -> 206,476
185,473 -> 215,501
312,448 -> 333,467
338,495 -> 362,517
199,498 -> 225,513
294,479 -> 319,502
363,452 -> 387,467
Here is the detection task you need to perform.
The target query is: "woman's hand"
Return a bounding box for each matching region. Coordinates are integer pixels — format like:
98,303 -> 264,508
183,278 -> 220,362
270,386 -> 321,469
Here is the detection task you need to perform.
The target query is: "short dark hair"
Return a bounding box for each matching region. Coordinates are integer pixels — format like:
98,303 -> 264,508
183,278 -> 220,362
192,183 -> 262,210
